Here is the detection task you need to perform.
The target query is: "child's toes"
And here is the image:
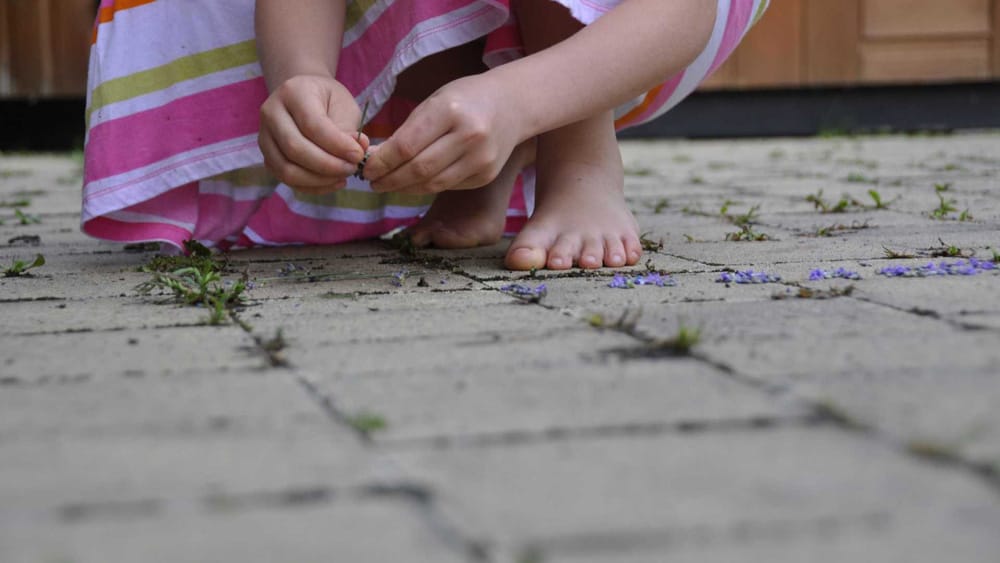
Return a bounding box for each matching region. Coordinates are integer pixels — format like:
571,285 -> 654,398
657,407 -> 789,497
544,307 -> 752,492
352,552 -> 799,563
604,235 -> 627,268
579,236 -> 606,269
547,235 -> 581,270
624,235 -> 643,265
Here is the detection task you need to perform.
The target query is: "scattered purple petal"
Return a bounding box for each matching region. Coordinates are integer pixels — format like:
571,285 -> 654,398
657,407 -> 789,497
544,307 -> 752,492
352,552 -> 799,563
608,272 -> 676,289
809,267 -> 862,281
390,269 -> 409,287
716,269 -> 781,285
877,259 -> 996,278
500,283 -> 548,301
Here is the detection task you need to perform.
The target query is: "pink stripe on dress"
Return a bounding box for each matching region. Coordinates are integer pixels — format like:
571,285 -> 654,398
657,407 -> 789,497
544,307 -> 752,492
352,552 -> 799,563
84,215 -> 195,244
86,78 -> 267,182
706,0 -> 755,77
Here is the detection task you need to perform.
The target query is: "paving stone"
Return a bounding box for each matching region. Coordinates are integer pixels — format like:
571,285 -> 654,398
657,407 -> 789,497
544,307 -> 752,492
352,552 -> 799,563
310,357 -> 802,442
1,496 -> 464,563
394,427 -> 1000,562
0,368 -> 376,514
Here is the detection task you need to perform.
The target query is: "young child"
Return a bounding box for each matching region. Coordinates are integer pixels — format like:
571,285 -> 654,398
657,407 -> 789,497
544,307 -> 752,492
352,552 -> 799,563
83,0 -> 768,270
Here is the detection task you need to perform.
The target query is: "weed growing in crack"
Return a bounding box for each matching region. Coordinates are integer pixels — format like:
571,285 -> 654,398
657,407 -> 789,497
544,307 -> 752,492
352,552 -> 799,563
3,254 -> 45,277
927,239 -> 971,258
846,172 -> 878,184
0,198 -> 30,208
13,209 -> 40,225
929,183 -> 972,221
772,285 -> 855,300
883,246 -> 916,259
251,328 -> 289,367
136,265 -> 247,324
808,220 -> 871,238
591,308 -> 702,358
725,224 -> 770,241
639,233 -> 664,252
347,412 -> 388,433
645,198 -> 669,214
806,189 -> 892,213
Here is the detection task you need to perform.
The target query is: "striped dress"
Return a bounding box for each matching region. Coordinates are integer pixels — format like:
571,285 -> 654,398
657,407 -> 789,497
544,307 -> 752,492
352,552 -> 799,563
83,0 -> 769,251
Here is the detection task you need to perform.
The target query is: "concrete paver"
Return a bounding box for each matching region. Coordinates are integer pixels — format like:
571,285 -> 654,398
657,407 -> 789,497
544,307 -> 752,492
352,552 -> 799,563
2,132 -> 999,561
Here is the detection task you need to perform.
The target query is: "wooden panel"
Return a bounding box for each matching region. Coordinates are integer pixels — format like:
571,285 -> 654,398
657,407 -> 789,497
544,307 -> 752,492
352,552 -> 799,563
860,39 -> 991,82
5,0 -> 50,96
0,0 -> 10,94
864,0 -> 990,38
732,0 -> 803,87
49,0 -> 92,95
803,0 -> 861,85
994,0 -> 1000,76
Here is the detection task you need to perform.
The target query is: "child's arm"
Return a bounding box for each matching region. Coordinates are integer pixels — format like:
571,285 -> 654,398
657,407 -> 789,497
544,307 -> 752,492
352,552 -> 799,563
255,0 -> 367,193
364,0 -> 716,193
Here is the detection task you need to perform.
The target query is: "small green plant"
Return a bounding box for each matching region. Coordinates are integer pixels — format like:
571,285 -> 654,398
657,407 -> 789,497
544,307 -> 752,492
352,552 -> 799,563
639,233 -> 663,252
992,250 -> 1000,264
867,189 -> 890,209
958,209 -> 974,222
882,246 -> 915,259
656,324 -> 701,354
3,254 -> 45,277
930,183 -> 959,219
810,221 -> 871,238
806,190 -> 851,213
689,175 -> 705,185
347,412 -> 388,433
13,209 -> 40,225
645,198 -> 669,214
846,172 -> 878,184
928,239 -> 971,258
725,224 -> 770,241
136,264 -> 246,324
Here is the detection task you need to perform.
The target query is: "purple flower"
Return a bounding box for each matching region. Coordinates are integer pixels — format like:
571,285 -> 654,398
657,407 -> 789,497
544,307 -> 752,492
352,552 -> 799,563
500,283 -> 548,300
716,269 -> 781,284
809,268 -> 827,281
390,269 -> 409,287
608,272 -> 676,289
877,259 -> 996,278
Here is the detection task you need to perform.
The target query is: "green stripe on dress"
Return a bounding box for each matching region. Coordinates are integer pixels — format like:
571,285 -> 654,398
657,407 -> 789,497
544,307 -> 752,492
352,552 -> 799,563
87,40 -> 259,125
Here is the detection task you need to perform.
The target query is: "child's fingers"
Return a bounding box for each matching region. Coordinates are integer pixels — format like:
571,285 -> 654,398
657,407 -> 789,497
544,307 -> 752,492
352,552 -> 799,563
363,112 -> 451,181
265,108 -> 358,178
284,93 -> 366,164
259,130 -> 349,190
369,133 -> 464,193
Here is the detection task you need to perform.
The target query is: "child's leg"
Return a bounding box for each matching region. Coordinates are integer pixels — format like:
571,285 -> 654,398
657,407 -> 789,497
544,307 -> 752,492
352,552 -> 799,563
392,40 -> 530,248
505,1 -> 641,270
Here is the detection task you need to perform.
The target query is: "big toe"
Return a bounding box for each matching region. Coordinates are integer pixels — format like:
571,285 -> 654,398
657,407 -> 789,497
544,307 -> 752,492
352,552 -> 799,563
505,245 -> 547,271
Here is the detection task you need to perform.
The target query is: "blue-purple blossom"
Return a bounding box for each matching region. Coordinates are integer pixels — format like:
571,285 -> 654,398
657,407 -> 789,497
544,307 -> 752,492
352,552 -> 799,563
716,270 -> 782,284
608,272 -> 676,289
500,283 -> 548,300
390,269 -> 409,286
877,259 -> 996,278
809,267 -> 861,281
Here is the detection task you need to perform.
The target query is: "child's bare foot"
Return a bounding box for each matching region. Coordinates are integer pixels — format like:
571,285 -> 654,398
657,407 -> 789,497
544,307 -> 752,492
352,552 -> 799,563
505,111 -> 641,270
406,140 -> 535,248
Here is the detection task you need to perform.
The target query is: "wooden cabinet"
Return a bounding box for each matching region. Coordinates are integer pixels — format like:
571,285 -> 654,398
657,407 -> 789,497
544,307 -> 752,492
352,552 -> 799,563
702,0 -> 1000,89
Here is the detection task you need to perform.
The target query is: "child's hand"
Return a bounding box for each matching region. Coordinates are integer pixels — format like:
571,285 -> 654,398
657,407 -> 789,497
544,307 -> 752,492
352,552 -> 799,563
363,73 -> 522,195
258,75 -> 369,194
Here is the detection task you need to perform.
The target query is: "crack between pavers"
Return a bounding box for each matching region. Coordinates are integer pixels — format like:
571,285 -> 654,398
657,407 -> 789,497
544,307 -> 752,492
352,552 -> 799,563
851,294 -> 1000,335
375,413 -> 821,451
289,371 -> 494,561
516,510 -> 891,561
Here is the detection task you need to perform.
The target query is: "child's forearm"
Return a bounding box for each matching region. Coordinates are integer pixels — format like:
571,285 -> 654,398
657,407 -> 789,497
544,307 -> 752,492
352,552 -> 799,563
500,0 -> 717,139
255,0 -> 348,91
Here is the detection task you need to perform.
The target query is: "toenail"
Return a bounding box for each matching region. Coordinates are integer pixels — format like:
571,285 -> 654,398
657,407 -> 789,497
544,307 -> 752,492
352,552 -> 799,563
612,254 -> 623,263
551,258 -> 564,267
